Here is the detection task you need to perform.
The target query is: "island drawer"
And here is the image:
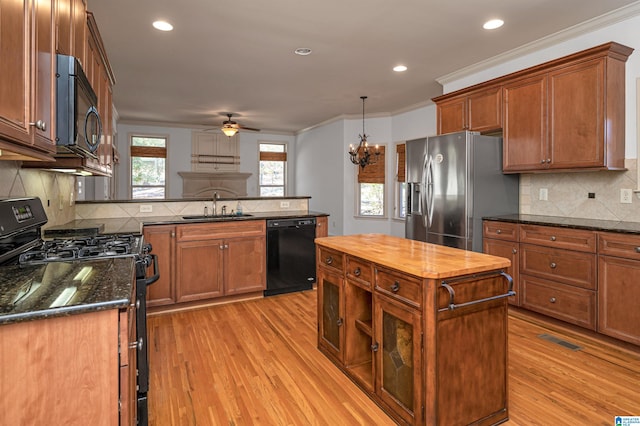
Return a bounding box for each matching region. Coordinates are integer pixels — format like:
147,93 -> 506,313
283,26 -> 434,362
346,256 -> 373,288
520,244 -> 596,290
520,224 -> 596,253
598,232 -> 640,261
521,275 -> 596,330
318,247 -> 344,272
483,220 -> 519,241
375,267 -> 422,309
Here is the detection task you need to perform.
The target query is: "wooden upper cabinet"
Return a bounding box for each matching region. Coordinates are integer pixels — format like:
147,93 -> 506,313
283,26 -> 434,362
55,0 -> 72,54
32,0 -> 56,152
435,86 -> 501,135
55,0 -> 85,60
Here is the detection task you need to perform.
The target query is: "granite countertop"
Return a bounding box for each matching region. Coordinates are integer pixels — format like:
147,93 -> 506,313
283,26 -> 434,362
0,257 -> 135,325
484,214 -> 640,235
44,210 -> 329,237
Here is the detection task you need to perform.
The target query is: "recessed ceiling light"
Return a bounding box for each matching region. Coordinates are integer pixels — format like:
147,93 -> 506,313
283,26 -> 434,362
483,19 -> 504,30
294,48 -> 312,56
393,65 -> 408,72
153,20 -> 173,31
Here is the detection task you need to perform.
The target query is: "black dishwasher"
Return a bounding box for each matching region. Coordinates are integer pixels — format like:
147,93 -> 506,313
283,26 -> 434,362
265,217 -> 316,296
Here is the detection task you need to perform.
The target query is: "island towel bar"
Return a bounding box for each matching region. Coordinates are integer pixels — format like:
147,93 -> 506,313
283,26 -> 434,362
439,271 -> 514,312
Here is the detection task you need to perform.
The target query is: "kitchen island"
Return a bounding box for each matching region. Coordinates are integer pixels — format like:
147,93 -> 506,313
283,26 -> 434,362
316,234 -> 512,426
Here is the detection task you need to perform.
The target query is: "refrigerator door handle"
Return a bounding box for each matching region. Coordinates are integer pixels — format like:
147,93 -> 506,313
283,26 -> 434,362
420,154 -> 428,227
426,155 -> 435,228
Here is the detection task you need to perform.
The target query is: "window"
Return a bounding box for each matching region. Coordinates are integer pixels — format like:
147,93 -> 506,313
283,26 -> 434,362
395,143 -> 407,219
130,135 -> 167,199
259,142 -> 287,196
357,145 -> 386,217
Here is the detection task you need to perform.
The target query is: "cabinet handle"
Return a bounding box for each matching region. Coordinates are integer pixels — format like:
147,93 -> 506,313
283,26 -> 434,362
336,318 -> 343,327
512,248 -> 517,254
549,297 -> 557,303
550,262 -> 557,269
390,281 -> 400,292
496,229 -> 502,234
546,158 -> 551,163
29,120 -> 47,131
353,267 -> 361,277
325,256 -> 333,265
550,236 -> 556,241
635,247 -> 640,253
540,159 -> 546,164
371,343 -> 379,352
171,231 -> 175,238
129,337 -> 143,350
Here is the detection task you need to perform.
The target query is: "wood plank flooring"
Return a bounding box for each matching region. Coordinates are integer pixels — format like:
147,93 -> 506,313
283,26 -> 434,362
148,290 -> 640,425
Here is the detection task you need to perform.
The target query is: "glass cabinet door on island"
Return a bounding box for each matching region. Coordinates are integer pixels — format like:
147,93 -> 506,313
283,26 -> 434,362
318,268 -> 344,362
374,295 -> 422,425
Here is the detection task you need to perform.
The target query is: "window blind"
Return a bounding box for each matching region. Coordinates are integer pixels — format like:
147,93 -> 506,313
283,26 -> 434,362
396,143 -> 405,183
357,145 -> 385,184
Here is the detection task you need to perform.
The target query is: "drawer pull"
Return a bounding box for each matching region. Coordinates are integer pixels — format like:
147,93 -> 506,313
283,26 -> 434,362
635,247 -> 640,253
336,318 -> 343,327
550,236 -> 557,241
129,337 -> 143,350
496,229 -> 502,234
371,343 -> 379,352
325,256 -> 333,265
353,267 -> 361,277
550,262 -> 557,269
550,297 -> 557,303
439,271 -> 515,311
512,248 -> 517,254
390,281 -> 400,292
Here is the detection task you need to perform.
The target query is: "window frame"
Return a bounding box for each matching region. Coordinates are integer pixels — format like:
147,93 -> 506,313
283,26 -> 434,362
355,143 -> 387,218
258,141 -> 288,197
129,133 -> 168,199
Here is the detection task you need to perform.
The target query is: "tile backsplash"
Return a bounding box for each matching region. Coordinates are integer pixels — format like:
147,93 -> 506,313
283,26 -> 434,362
0,161 -> 76,228
520,159 -> 640,222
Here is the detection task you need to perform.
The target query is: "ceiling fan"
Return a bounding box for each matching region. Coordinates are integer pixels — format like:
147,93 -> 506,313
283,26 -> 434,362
216,113 -> 261,137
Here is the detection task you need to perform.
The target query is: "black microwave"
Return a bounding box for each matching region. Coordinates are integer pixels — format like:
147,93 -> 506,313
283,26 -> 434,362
55,54 -> 102,158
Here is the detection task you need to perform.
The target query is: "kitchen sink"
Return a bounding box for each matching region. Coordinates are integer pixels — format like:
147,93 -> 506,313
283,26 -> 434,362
181,213 -> 253,220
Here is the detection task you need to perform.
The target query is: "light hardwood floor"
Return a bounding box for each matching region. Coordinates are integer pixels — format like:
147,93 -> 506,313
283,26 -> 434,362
148,290 -> 640,425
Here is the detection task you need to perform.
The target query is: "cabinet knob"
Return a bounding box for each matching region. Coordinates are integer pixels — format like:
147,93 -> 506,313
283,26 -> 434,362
635,247 -> 640,253
336,318 -> 343,327
353,267 -> 361,277
550,262 -> 557,269
550,236 -> 556,241
540,159 -> 546,164
390,281 -> 400,292
325,256 -> 333,265
546,158 -> 551,163
29,120 -> 47,131
549,297 -> 557,303
512,248 -> 517,254
371,343 -> 379,352
496,229 -> 502,234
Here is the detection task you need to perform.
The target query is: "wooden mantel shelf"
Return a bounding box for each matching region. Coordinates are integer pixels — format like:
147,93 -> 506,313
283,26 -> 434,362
315,234 -> 510,279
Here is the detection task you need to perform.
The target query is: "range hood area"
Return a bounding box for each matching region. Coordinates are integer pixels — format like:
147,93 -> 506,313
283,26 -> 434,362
21,152 -> 113,177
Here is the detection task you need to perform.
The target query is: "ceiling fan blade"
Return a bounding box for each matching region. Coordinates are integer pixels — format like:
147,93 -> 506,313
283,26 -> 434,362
237,125 -> 261,132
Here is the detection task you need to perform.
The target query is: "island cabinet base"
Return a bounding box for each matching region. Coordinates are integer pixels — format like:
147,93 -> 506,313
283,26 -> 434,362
316,234 -> 511,426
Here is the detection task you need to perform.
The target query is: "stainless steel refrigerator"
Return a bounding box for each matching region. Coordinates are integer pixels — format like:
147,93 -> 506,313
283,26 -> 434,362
405,131 -> 519,252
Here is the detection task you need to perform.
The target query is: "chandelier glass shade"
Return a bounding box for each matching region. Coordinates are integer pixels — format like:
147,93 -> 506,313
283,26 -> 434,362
348,96 -> 380,169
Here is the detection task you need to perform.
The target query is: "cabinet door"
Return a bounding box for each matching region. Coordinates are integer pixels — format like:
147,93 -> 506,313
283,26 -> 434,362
0,0 -> 31,145
55,0 -> 72,54
71,0 -> 85,63
317,268 -> 344,362
436,96 -> 466,135
549,58 -> 605,169
467,87 -> 502,133
483,238 -> 520,306
598,256 -> 640,345
191,131 -> 239,172
503,75 -> 548,172
374,295 -> 422,425
316,216 -> 328,238
176,239 -> 224,302
143,225 -> 176,307
224,235 -> 266,295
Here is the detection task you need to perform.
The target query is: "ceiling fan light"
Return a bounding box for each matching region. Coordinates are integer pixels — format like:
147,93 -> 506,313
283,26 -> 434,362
221,125 -> 238,137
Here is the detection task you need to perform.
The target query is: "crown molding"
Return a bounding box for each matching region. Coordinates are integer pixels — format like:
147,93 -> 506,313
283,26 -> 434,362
436,1 -> 640,87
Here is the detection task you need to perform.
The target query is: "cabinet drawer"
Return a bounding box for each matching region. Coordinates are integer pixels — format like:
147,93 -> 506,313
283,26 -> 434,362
318,247 -> 344,272
346,256 -> 373,288
520,244 -> 596,290
520,225 -> 596,253
177,220 -> 265,241
598,232 -> 640,260
483,221 -> 518,242
375,267 -> 422,309
521,276 -> 596,330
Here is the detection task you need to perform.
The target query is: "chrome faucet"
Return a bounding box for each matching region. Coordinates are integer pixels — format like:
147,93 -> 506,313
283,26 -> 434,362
213,192 -> 219,216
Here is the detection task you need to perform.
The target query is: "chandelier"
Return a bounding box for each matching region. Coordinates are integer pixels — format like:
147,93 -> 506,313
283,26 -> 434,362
348,96 -> 380,169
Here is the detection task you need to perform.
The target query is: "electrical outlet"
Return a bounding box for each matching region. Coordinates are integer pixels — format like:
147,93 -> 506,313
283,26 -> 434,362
620,188 -> 633,204
69,192 -> 74,206
139,205 -> 153,213
280,201 -> 290,208
539,188 -> 548,201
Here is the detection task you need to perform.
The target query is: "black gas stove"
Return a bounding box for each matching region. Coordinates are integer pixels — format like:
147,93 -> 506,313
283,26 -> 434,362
0,197 -> 157,426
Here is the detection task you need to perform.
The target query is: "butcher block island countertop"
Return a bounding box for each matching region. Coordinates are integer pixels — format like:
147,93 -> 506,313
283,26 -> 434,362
315,234 -> 512,426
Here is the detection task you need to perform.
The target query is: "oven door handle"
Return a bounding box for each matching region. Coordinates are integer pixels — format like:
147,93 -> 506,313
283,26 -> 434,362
142,254 -> 160,286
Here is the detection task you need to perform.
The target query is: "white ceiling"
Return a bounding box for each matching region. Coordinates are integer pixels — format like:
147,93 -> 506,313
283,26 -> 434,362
88,0 -> 640,134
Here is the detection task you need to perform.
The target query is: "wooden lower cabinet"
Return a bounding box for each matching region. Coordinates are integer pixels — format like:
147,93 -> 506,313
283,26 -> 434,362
176,237 -> 225,302
483,221 -> 520,305
144,224 -> 176,307
316,235 -> 510,426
